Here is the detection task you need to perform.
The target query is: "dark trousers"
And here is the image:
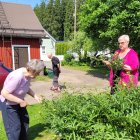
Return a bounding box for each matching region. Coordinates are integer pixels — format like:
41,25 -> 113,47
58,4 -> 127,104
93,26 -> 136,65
0,101 -> 2,110
53,73 -> 60,88
1,102 -> 29,140
1,101 -> 10,136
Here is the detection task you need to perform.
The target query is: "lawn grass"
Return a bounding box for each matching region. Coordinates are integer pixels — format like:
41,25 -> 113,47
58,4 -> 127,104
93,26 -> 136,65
64,64 -> 109,75
35,75 -> 50,81
0,112 -> 7,140
0,104 -> 58,140
35,65 -> 109,81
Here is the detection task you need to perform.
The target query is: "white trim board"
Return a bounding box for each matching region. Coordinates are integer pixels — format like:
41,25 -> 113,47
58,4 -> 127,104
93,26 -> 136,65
12,45 -> 30,70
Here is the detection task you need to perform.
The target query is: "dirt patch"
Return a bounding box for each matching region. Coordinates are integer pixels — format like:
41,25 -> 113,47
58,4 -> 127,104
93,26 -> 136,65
60,67 -> 108,85
25,67 -> 110,104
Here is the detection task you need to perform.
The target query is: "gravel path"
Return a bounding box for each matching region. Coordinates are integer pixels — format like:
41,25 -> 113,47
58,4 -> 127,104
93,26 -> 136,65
25,67 -> 110,104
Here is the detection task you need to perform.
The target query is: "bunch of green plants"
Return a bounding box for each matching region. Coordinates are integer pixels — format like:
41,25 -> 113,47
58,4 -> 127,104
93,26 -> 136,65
95,55 -> 109,61
41,87 -> 140,139
90,54 -> 111,67
111,58 -> 124,71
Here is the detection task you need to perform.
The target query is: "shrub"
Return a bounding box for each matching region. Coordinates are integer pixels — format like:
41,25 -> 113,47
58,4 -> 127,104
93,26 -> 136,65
56,42 -> 71,55
41,87 -> 140,139
61,60 -> 67,66
64,53 -> 74,63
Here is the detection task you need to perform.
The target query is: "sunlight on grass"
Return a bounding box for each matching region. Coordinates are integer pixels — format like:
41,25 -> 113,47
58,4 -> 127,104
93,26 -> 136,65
28,104 -> 59,140
0,112 -> 7,140
35,75 -> 50,81
64,65 -> 109,75
34,130 -> 60,140
0,104 -> 58,140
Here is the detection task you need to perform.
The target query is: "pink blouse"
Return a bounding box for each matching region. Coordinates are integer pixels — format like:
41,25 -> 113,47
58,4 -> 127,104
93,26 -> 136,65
110,49 -> 139,86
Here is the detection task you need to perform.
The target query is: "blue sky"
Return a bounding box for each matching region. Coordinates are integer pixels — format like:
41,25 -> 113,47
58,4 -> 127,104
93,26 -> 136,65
1,0 -> 42,8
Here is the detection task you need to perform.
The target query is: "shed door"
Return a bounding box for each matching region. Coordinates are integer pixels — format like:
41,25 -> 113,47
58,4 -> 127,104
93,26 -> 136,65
14,47 -> 28,69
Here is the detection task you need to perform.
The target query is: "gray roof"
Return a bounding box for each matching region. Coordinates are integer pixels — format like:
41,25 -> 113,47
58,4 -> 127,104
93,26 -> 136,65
0,2 -> 46,38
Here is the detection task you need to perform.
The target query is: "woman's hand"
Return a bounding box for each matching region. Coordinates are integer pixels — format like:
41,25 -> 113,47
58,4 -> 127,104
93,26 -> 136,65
20,100 -> 28,107
27,89 -> 43,103
34,94 -> 42,103
123,64 -> 132,71
102,60 -> 111,69
103,60 -> 111,66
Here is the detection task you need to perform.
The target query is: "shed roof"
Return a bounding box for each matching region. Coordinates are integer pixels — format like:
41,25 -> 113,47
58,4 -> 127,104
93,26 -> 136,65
0,2 -> 46,38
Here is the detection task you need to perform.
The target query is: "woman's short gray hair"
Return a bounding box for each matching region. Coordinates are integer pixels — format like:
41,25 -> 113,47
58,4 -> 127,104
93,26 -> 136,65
118,34 -> 130,43
26,59 -> 44,73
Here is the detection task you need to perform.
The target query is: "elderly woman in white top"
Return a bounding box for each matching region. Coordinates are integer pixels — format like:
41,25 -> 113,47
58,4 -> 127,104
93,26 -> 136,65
0,59 -> 44,140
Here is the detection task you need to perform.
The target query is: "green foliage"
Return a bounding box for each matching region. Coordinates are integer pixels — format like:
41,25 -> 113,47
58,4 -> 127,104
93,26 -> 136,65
62,62 -> 108,75
34,0 -> 48,29
111,58 -> 124,71
28,104 -> 60,140
64,0 -> 74,40
61,60 -> 67,66
56,42 -> 71,55
35,75 -> 50,81
68,60 -> 87,67
79,0 -> 140,52
50,0 -> 62,40
44,0 -> 55,37
64,54 -> 74,63
34,0 -> 83,41
61,60 -> 88,67
0,113 -> 6,140
34,0 -> 63,41
90,54 -> 124,69
70,31 -> 93,61
90,55 -> 108,67
42,87 -> 140,139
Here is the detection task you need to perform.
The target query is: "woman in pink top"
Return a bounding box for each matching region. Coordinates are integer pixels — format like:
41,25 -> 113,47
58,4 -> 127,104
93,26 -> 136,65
103,35 -> 139,94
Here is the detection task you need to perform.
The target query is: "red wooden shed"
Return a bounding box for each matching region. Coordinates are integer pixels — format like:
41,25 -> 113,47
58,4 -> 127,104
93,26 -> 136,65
0,2 -> 46,70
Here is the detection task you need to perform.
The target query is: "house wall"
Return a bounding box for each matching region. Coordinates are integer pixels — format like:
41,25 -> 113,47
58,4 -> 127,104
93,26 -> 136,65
40,38 -> 55,61
0,37 -> 40,69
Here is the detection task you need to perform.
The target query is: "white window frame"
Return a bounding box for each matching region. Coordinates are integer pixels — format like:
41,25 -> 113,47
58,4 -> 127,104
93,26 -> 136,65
41,46 -> 46,54
12,45 -> 30,70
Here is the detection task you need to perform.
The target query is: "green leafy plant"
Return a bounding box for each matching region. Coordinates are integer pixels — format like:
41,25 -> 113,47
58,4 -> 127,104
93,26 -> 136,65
41,87 -> 140,139
64,53 -> 74,63
90,55 -> 109,67
111,58 -> 124,71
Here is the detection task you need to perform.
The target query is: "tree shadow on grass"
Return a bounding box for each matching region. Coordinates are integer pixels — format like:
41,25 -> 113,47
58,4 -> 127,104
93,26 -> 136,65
28,123 -> 46,140
86,66 -> 109,79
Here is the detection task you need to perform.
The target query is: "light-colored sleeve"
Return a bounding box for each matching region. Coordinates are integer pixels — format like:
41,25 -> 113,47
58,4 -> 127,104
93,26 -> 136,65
3,74 -> 21,93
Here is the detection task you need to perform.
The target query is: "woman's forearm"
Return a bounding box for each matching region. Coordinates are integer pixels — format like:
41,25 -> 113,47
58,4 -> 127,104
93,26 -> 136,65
27,88 -> 41,103
27,88 -> 35,97
1,89 -> 24,104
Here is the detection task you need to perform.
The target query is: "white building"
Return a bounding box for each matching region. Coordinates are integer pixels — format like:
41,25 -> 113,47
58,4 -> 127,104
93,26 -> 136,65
40,30 -> 56,61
